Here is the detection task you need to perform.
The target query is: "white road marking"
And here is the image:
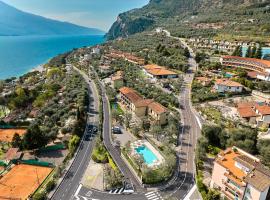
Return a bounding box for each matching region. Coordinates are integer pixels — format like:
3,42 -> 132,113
145,191 -> 155,195
74,184 -> 82,196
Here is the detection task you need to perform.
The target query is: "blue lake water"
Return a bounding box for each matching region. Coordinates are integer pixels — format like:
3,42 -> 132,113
135,145 -> 158,165
0,35 -> 105,80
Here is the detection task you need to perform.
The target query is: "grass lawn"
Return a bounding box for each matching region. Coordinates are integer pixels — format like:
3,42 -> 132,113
0,143 -> 10,160
110,102 -> 124,114
0,106 -> 10,119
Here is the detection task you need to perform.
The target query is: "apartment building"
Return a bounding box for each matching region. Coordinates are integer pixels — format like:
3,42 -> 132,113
211,147 -> 270,200
214,79 -> 244,93
147,102 -> 168,125
119,87 -> 168,125
220,56 -> 270,75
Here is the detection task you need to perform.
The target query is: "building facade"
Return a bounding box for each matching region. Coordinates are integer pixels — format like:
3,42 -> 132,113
119,87 -> 168,125
214,79 -> 244,93
221,56 -> 270,81
210,147 -> 270,200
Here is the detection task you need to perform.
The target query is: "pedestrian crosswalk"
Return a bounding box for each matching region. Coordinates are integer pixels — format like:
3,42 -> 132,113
109,187 -> 125,194
145,191 -> 163,200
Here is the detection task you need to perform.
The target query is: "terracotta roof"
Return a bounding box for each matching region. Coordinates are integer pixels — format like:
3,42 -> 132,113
255,105 -> 270,115
196,77 -> 211,82
223,56 -> 270,69
134,99 -> 154,108
143,64 -> 164,70
147,69 -> 178,76
5,148 -> 22,160
216,147 -> 270,192
148,102 -> 167,114
237,107 -> 257,118
144,64 -> 177,76
119,87 -> 142,103
216,148 -> 246,181
247,71 -> 258,79
215,79 -> 243,87
237,102 -> 255,108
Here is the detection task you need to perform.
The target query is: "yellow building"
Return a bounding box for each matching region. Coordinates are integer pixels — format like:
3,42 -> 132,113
119,87 -> 168,125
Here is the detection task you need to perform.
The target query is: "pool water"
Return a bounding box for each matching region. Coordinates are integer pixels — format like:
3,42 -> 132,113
135,145 -> 158,165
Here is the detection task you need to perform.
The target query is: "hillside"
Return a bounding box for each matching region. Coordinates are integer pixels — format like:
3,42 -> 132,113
107,0 -> 270,42
0,1 -> 104,36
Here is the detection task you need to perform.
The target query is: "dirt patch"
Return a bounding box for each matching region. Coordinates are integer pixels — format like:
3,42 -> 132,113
0,164 -> 53,200
0,129 -> 27,142
82,160 -> 104,191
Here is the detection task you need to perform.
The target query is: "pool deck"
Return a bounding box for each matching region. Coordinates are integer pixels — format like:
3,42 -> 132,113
131,140 -> 164,168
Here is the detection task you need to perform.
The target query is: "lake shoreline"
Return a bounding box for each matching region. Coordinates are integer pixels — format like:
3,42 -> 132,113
0,34 -> 105,80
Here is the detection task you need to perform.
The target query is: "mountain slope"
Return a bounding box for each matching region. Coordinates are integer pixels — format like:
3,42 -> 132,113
0,1 -> 104,36
107,0 -> 270,41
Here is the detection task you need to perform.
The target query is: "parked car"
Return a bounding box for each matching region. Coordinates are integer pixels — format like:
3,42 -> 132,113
112,126 -> 122,134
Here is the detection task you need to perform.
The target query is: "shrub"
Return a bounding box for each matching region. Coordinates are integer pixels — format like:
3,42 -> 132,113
46,179 -> 56,192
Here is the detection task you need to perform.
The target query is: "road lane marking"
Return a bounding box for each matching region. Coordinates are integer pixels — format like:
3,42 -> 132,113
74,184 -> 82,196
86,191 -> 92,197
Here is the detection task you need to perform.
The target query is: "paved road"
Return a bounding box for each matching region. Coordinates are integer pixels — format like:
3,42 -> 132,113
96,74 -> 145,192
50,68 -> 100,200
51,32 -> 202,200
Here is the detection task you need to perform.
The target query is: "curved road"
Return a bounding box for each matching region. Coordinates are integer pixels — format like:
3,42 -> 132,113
51,33 -> 202,200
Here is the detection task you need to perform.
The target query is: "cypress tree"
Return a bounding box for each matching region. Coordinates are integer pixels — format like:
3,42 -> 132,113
232,46 -> 240,56
251,47 -> 257,58
246,46 -> 253,58
255,45 -> 263,59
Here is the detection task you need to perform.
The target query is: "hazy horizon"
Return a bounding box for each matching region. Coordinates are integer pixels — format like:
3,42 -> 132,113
1,0 -> 149,31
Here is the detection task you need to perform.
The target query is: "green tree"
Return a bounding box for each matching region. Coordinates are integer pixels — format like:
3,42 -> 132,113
46,179 -> 56,192
246,46 -> 253,58
150,125 -> 162,140
257,140 -> 270,167
255,45 -> 263,59
202,124 -> 222,147
205,189 -> 221,200
124,112 -> 132,128
23,124 -> 47,150
226,128 -> 258,154
232,46 -> 242,56
68,135 -> 80,155
32,191 -> 46,200
11,133 -> 22,149
184,47 -> 190,58
251,46 -> 257,58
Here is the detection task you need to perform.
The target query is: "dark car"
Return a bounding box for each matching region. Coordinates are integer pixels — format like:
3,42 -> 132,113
112,126 -> 122,134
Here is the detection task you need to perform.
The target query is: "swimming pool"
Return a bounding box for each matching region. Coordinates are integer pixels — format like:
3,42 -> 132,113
135,145 -> 158,165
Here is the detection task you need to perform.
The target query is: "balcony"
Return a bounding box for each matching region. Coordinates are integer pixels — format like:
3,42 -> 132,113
222,189 -> 234,200
222,180 -> 243,196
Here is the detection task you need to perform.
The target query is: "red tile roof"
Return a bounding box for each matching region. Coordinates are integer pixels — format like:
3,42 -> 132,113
134,99 -> 154,108
119,87 -> 143,103
237,107 -> 257,118
148,102 -> 167,114
223,56 -> 270,69
144,64 -> 177,76
255,105 -> 270,115
215,79 -> 243,87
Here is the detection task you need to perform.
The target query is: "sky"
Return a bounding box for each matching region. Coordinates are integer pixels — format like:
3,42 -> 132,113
1,0 -> 149,31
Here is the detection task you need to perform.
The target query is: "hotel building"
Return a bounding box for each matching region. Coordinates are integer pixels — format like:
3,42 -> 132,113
210,147 -> 270,200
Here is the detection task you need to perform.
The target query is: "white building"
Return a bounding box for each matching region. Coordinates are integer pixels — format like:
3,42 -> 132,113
214,79 -> 244,93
